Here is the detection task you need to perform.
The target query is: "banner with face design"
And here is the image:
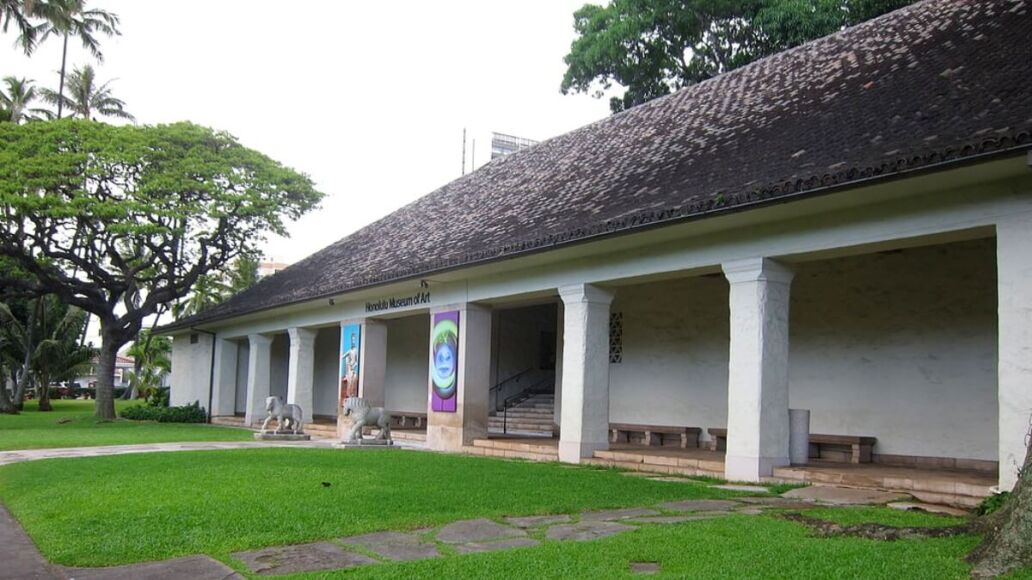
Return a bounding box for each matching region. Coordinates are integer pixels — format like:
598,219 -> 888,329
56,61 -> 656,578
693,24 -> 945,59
430,311 -> 459,412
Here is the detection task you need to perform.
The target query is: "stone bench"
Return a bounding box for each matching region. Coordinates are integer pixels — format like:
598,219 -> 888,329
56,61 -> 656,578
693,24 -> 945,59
707,428 -> 875,463
610,423 -> 701,449
391,412 -> 427,429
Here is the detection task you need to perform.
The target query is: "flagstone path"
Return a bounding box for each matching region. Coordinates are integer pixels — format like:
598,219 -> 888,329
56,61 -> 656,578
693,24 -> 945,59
0,440 -> 338,467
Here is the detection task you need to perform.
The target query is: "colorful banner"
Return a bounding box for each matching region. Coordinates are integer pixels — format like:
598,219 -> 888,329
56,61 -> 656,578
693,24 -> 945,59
430,311 -> 459,412
339,323 -> 361,401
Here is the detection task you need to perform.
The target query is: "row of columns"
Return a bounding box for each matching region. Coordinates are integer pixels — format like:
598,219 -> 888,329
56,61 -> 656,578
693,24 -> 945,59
210,225 -> 1031,490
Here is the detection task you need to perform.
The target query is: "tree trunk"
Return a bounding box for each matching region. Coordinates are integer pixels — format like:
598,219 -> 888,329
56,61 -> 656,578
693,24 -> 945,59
968,429 -> 1032,577
0,372 -> 16,414
37,375 -> 51,412
94,320 -> 127,421
56,33 -> 68,119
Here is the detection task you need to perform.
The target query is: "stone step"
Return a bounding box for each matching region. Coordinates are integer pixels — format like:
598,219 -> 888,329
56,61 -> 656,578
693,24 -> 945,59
472,438 -> 557,456
584,457 -> 723,478
493,406 -> 557,414
770,467 -> 991,508
488,413 -> 554,422
592,449 -> 725,474
488,422 -> 555,433
464,445 -> 557,462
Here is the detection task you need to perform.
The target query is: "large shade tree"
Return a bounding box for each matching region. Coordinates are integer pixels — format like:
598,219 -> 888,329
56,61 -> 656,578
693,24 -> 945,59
561,0 -> 914,113
0,119 -> 323,419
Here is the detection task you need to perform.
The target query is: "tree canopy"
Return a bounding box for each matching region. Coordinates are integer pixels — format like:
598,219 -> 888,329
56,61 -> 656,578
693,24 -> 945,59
0,119 -> 323,418
561,0 -> 914,113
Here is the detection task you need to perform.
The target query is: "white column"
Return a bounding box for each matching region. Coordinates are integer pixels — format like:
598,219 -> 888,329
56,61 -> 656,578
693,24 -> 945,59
722,258 -> 794,482
558,284 -> 614,463
998,215 -> 1032,491
426,303 -> 492,451
554,301 -> 564,436
359,320 -> 388,408
286,327 -> 317,423
210,338 -> 238,417
244,333 -> 273,426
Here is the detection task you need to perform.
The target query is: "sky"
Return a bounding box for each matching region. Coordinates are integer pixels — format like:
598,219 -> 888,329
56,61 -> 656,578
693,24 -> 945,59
3,0 -> 612,264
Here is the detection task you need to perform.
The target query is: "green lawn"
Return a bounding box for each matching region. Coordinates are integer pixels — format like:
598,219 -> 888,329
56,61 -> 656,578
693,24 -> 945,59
0,399 -> 251,451
0,448 -> 743,566
0,447 -> 1002,579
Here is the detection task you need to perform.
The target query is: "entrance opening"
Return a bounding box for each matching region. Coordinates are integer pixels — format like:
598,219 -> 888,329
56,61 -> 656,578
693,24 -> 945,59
488,302 -> 559,437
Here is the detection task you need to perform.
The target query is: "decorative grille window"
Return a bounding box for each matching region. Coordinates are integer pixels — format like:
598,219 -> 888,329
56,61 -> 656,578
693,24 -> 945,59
609,312 -> 623,363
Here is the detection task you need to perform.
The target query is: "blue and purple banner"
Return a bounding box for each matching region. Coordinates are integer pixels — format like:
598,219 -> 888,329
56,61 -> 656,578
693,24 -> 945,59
430,311 -> 459,412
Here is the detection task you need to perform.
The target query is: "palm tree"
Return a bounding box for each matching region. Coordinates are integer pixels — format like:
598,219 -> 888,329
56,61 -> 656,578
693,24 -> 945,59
17,0 -> 119,119
41,64 -> 133,121
1,0 -> 32,44
0,76 -> 52,123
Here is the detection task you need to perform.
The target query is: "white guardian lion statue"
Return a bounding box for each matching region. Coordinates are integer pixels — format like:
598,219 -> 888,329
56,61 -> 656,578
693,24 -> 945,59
262,396 -> 305,435
341,397 -> 392,443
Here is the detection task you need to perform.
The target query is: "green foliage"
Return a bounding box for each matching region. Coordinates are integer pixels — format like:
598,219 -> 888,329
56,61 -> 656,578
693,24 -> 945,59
976,492 -> 1011,516
120,401 -> 205,423
0,399 -> 250,451
561,0 -> 914,113
0,119 -> 322,418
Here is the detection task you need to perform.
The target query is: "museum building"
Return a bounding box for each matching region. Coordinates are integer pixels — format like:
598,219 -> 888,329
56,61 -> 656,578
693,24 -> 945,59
163,0 -> 1032,506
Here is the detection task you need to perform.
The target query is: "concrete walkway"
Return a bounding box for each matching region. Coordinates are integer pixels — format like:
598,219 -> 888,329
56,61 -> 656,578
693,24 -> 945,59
0,440 -> 341,467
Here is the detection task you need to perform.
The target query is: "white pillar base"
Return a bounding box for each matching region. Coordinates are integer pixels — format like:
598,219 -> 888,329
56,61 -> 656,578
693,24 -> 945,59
725,454 -> 790,482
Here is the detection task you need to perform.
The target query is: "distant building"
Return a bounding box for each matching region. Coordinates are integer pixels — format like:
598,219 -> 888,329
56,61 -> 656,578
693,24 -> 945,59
490,132 -> 538,160
258,261 -> 290,279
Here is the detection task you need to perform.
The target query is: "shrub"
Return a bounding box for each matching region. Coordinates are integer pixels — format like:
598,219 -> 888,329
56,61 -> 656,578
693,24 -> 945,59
120,401 -> 206,423
975,491 -> 1010,516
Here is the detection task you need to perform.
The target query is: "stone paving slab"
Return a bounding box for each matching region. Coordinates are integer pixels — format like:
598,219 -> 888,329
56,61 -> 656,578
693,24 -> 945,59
62,556 -> 243,580
782,486 -> 909,505
658,500 -> 740,512
648,477 -> 703,484
454,538 -> 541,554
233,541 -> 376,575
505,514 -> 572,528
627,514 -> 724,525
436,519 -> 526,544
339,531 -> 440,561
737,497 -> 819,509
545,521 -> 636,542
581,508 -> 659,521
630,562 -> 661,574
0,505 -> 60,580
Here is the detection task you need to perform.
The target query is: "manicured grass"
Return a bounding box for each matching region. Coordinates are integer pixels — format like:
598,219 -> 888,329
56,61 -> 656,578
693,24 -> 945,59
0,448 -> 743,566
804,506 -> 967,528
0,399 -> 251,451
283,515 -> 980,579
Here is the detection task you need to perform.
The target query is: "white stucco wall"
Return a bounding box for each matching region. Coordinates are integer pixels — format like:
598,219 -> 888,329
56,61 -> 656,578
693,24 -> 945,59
383,315 -> 429,413
789,238 -> 997,460
270,333 -> 289,401
609,239 -> 997,461
169,333 -> 213,408
313,326 -> 340,417
608,275 -> 730,441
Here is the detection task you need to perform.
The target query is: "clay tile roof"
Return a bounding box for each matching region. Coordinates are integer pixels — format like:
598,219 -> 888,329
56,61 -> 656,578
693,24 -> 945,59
162,0 -> 1032,332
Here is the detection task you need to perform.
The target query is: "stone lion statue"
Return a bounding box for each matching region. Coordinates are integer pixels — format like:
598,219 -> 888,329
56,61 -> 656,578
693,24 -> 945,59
262,396 -> 304,435
341,397 -> 391,443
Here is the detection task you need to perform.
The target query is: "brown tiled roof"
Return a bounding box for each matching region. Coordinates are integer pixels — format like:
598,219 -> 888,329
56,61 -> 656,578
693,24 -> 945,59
164,0 -> 1032,331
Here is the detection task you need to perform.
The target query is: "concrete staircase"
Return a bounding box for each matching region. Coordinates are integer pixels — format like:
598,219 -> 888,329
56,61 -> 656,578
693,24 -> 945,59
488,394 -> 555,436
